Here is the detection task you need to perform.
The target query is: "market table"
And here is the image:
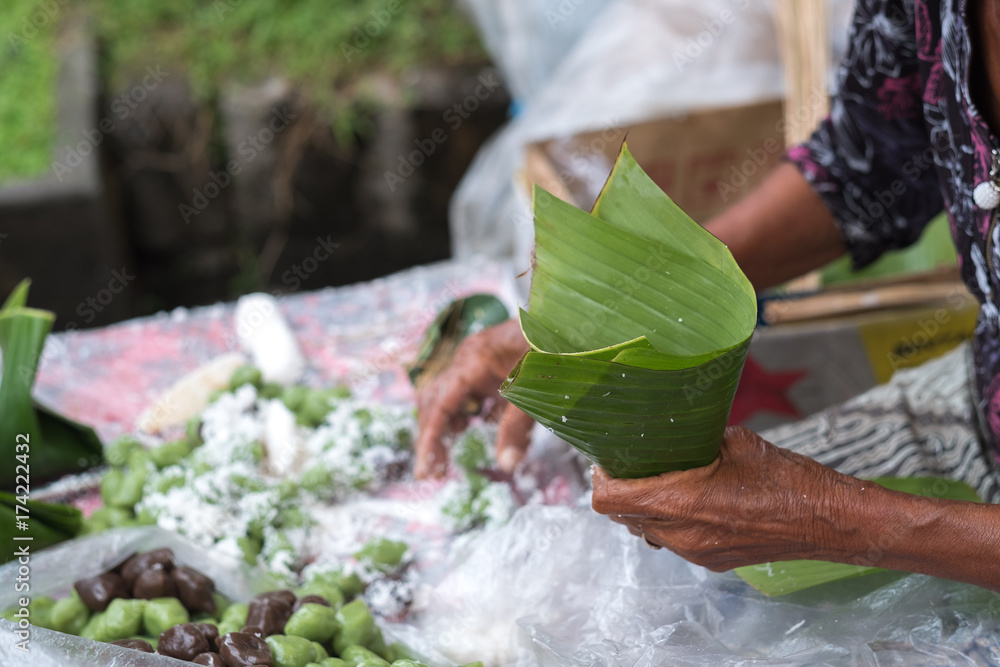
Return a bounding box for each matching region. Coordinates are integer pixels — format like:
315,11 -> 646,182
33,258 -> 522,444
6,259 -> 1000,666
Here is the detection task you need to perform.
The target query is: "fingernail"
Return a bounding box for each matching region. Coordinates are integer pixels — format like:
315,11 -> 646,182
497,447 -> 521,473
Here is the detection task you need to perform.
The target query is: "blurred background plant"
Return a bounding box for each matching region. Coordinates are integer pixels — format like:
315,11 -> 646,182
93,0 -> 485,143
0,0 -> 505,327
0,0 -> 58,181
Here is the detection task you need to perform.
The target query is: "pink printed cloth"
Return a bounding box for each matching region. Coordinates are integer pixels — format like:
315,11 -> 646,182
34,259 -> 521,443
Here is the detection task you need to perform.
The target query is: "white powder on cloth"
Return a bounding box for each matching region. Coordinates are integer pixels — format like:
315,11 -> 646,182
138,384 -> 416,581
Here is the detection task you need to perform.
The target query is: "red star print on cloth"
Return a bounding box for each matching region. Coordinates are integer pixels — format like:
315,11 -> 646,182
729,356 -> 806,425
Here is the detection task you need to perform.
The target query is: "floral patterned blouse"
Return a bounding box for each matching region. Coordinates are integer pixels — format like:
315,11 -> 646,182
787,0 -> 1000,457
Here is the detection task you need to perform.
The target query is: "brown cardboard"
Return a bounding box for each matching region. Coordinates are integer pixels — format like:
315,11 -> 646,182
523,99 -> 786,222
738,292 -> 980,433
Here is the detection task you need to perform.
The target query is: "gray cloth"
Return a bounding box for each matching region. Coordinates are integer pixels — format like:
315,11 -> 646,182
762,343 -> 1000,503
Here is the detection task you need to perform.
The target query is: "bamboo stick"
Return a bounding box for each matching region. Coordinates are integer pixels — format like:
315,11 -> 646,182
774,0 -> 831,291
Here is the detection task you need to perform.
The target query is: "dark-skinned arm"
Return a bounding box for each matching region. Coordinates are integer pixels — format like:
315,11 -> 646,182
705,161 -> 847,291
593,428 -> 1000,592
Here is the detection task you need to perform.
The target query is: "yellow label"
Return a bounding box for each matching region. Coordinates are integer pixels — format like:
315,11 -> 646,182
859,297 -> 980,384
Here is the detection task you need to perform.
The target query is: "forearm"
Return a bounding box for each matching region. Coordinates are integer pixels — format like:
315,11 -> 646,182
704,162 -> 847,292
819,482 -> 1000,592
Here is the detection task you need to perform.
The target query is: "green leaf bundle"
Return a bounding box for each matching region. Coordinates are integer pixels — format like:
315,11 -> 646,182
1,280 -> 103,490
409,294 -> 510,388
0,492 -> 83,555
500,144 -> 756,477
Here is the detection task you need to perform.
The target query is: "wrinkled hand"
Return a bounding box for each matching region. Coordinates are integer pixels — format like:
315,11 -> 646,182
592,426 -> 861,571
414,319 -> 535,479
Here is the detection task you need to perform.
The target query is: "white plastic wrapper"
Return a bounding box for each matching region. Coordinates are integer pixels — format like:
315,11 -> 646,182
385,505 -> 1000,666
234,292 -> 306,385
458,0 -> 615,104
0,527 -> 282,667
450,0 -> 855,266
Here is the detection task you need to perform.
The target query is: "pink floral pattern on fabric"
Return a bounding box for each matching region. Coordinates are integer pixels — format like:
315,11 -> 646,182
914,0 -> 934,59
785,145 -> 828,182
922,44 -> 946,105
878,74 -> 924,120
987,376 -> 1000,464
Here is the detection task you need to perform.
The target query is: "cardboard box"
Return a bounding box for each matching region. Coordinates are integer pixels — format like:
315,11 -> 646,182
523,99 -> 787,222
737,290 -> 980,432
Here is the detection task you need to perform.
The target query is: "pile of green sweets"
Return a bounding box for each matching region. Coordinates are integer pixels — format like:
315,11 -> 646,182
2,548 -> 481,667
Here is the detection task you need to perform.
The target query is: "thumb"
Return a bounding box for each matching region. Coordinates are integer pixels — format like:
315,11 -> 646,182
495,406 -> 535,472
590,466 -> 668,516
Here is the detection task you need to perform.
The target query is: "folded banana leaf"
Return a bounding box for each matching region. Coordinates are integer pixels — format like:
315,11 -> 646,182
500,144 -> 756,477
0,279 -> 103,490
409,294 -> 510,389
735,477 -> 982,596
0,491 -> 83,559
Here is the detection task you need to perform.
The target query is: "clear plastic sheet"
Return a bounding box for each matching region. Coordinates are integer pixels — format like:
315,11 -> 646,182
450,0 -> 855,265
0,527 -> 283,667
386,504 -> 1000,667
33,258 -> 521,443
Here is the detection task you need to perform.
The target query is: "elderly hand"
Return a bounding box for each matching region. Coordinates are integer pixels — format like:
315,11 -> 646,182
414,319 -> 535,479
591,426 -> 864,571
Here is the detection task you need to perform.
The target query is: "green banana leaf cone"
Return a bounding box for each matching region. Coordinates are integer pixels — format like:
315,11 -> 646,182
500,143 -> 757,478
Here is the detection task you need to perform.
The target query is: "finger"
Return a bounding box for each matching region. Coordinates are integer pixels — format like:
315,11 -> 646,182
482,396 -> 506,425
609,516 -> 665,548
496,406 -> 535,473
606,513 -> 634,527
414,382 -> 469,479
590,466 -> 678,516
446,412 -> 471,437
414,432 -> 449,480
606,512 -> 649,531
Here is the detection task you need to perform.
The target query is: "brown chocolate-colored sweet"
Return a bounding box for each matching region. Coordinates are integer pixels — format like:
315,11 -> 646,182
291,595 -> 330,612
109,638 -> 154,653
158,622 -> 211,661
132,568 -> 177,599
194,622 -> 220,647
121,548 -> 175,588
173,565 -> 217,615
111,552 -> 136,575
244,594 -> 292,637
239,625 -> 265,639
259,590 -> 296,607
74,572 -> 128,612
217,631 -> 273,666
193,652 -> 226,666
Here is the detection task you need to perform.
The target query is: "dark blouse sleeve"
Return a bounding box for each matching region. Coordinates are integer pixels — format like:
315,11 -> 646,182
786,0 -> 943,269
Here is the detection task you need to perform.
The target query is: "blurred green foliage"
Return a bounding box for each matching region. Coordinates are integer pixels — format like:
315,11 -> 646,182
92,0 -> 486,140
0,0 -> 58,181
0,0 -> 485,181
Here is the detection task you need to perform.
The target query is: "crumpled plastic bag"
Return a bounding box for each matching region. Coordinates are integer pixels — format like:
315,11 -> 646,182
458,0 -> 614,104
0,527 -> 282,667
385,504 -> 1000,666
